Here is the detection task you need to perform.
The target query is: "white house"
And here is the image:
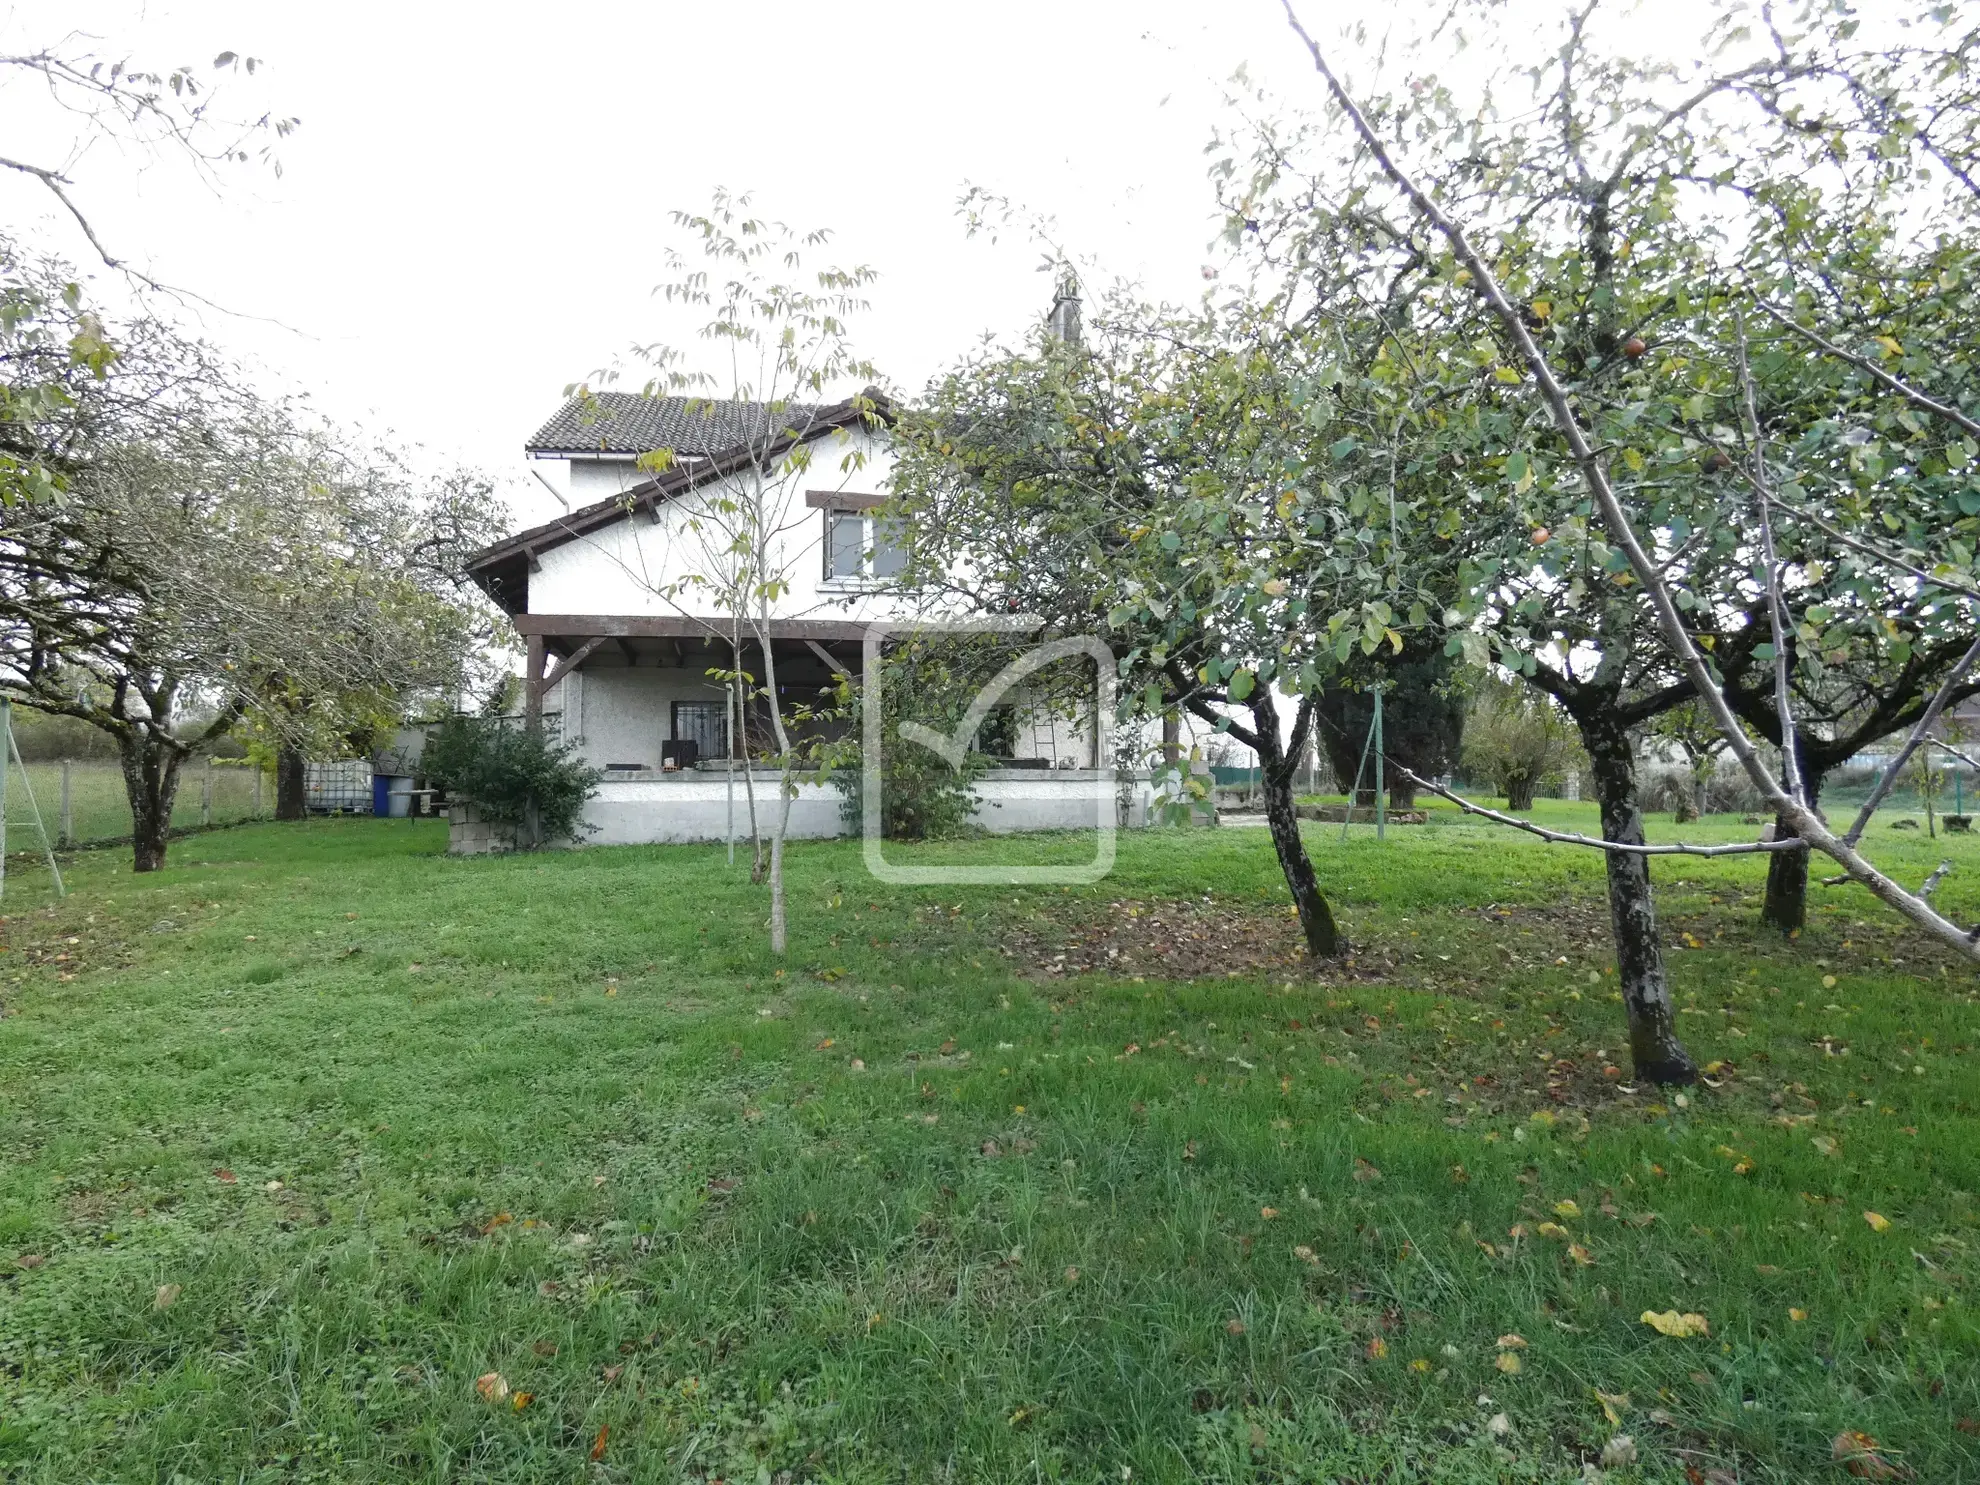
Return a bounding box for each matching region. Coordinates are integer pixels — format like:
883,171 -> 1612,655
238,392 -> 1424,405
465,389 -> 1147,846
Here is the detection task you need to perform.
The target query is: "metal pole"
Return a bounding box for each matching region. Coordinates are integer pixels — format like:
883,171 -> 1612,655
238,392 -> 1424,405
0,699 -> 10,900
59,759 -> 72,848
1340,703 -> 1379,844
1374,687 -> 1386,843
9,719 -> 62,898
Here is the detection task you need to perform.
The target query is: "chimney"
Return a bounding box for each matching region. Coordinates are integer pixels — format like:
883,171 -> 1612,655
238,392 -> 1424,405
1045,270 -> 1082,347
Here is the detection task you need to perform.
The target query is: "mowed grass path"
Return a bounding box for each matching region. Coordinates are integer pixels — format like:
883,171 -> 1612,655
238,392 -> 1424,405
1,809 -> 1976,1483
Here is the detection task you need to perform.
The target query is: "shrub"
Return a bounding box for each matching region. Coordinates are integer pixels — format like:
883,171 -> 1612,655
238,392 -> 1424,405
1460,678 -> 1584,811
828,636 -> 1015,840
422,715 -> 601,847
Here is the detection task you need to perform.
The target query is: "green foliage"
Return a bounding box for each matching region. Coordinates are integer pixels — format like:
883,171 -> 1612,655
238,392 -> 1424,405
1316,635 -> 1468,805
0,245 -> 115,506
421,716 -> 600,846
1460,678 -> 1585,812
1,816 -> 1976,1480
828,635 -> 1000,840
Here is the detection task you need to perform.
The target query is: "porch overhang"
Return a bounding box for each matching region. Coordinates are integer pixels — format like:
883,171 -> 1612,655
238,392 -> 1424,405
514,613 -> 873,645
518,613 -> 864,728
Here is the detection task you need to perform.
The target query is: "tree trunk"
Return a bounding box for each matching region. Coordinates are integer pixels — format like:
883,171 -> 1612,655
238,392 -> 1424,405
769,793 -> 789,954
1505,773 -> 1537,812
733,645 -> 764,882
1388,777 -> 1418,810
275,745 -> 306,821
118,731 -> 184,873
1581,715 -> 1696,1086
1252,692 -> 1342,958
1760,768 -> 1824,935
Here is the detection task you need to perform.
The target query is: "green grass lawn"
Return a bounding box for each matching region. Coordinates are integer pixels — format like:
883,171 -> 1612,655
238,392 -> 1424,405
1,806 -> 1976,1483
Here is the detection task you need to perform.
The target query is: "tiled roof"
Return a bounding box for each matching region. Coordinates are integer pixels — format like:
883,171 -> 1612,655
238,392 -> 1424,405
524,392 -> 824,456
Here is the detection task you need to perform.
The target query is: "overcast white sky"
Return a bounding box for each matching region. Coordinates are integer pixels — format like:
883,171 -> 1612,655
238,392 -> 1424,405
3,1 -> 1356,529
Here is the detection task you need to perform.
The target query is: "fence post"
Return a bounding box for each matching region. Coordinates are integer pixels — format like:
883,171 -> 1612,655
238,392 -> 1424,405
253,765 -> 263,818
59,759 -> 72,848
202,757 -> 213,827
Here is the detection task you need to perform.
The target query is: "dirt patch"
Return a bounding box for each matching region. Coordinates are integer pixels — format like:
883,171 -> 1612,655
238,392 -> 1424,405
992,895 -> 1405,984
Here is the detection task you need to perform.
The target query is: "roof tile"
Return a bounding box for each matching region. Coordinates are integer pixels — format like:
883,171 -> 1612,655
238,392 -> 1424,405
525,392 -> 823,456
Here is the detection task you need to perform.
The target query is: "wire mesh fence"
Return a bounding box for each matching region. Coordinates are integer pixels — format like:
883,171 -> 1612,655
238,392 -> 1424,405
12,760 -> 271,849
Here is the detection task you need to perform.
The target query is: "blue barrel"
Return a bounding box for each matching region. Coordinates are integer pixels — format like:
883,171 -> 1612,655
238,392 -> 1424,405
372,773 -> 391,817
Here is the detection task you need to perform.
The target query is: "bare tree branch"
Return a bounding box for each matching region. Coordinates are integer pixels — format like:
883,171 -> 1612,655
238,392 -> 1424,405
1756,299 -> 1980,440
1391,764 -> 1801,857
1843,630 -> 1980,843
1735,314 -> 1804,804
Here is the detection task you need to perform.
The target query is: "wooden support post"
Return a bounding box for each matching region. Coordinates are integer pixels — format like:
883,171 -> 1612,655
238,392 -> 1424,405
254,766 -> 263,818
804,639 -> 852,678
59,759 -> 72,848
525,633 -> 546,732
202,756 -> 213,827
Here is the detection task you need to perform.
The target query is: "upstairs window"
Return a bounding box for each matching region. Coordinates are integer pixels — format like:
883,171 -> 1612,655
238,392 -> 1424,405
823,507 -> 906,584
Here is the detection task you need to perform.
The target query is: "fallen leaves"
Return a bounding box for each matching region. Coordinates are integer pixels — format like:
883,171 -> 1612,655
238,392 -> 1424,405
1594,1389 -> 1630,1426
1552,1199 -> 1581,1219
1832,1430 -> 1908,1480
1812,1134 -> 1840,1157
475,1371 -> 510,1403
1365,1335 -> 1388,1359
479,1212 -> 513,1235
589,1424 -> 610,1461
213,1169 -> 237,1184
1640,1310 -> 1710,1338
1494,1351 -> 1522,1374
1863,1210 -> 1892,1232
1789,1307 -> 1808,1322
153,1283 -> 181,1310
1567,1242 -> 1595,1267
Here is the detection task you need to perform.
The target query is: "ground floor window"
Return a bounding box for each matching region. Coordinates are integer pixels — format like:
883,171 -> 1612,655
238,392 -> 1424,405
672,699 -> 729,763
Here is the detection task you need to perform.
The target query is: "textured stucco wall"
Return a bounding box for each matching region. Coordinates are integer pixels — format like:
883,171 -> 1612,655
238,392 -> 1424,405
528,427 -> 911,625
562,665 -> 731,771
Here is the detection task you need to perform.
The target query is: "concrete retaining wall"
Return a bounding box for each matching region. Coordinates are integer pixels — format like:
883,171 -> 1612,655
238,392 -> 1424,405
578,768 -> 1154,847
448,801 -> 517,855
449,770 -> 1157,853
